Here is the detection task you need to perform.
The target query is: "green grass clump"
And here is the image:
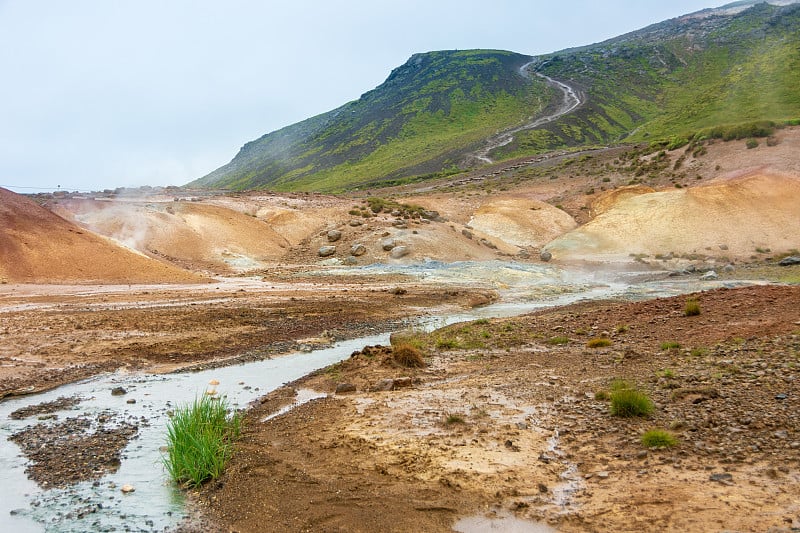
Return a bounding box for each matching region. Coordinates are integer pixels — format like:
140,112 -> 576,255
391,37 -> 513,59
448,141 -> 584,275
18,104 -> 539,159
587,337 -> 612,348
547,336 -> 570,345
684,298 -> 701,316
163,395 -> 242,488
641,429 -> 678,448
444,413 -> 466,425
609,384 -> 654,418
660,341 -> 681,351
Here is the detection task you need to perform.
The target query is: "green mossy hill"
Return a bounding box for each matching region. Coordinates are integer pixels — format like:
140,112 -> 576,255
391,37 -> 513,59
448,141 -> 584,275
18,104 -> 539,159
496,2 -> 800,158
193,3 -> 800,192
193,50 -> 551,192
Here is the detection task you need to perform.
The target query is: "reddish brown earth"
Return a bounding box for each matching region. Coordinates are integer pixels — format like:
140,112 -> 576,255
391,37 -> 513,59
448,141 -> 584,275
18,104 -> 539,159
191,285 -> 800,532
0,188 -> 207,284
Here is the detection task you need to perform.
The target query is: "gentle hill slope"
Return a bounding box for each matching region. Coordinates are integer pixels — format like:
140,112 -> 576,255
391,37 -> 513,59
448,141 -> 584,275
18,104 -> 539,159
194,2 -> 800,193
544,171 -> 800,261
0,189 -> 207,284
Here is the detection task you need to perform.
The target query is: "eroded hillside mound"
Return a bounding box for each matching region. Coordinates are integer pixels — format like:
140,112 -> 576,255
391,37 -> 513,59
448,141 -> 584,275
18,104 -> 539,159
57,198 -> 295,274
0,189 -> 206,284
545,172 -> 800,261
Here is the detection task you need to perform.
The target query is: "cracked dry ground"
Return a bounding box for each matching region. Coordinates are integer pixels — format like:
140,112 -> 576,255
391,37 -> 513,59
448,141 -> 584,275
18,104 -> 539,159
193,284 -> 800,532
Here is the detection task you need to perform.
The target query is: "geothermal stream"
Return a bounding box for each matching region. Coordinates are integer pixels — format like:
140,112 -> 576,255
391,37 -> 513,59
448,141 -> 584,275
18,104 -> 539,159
0,262 -> 747,532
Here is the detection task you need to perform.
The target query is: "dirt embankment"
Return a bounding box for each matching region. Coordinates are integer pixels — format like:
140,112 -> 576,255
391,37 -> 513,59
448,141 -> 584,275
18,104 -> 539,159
194,285 -> 800,532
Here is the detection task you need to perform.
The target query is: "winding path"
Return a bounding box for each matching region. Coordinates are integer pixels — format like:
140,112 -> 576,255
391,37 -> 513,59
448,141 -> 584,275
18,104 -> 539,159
471,61 -> 583,164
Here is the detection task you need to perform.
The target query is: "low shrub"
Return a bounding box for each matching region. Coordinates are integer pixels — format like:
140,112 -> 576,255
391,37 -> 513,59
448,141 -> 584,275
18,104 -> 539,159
444,413 -> 466,425
641,429 -> 678,448
392,343 -> 425,368
610,385 -> 654,418
587,338 -> 612,348
684,298 -> 701,316
163,395 -> 242,488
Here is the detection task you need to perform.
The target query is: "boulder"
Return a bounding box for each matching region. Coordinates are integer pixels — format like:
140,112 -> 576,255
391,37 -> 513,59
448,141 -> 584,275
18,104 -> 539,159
318,246 -> 336,257
779,256 -> 800,266
371,379 -> 395,392
335,383 -> 356,394
390,246 -> 410,259
700,270 -> 718,280
327,230 -> 342,242
350,243 -> 367,256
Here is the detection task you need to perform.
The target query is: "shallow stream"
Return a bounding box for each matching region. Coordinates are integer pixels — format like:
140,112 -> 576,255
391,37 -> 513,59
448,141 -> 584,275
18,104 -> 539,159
0,262 -> 743,532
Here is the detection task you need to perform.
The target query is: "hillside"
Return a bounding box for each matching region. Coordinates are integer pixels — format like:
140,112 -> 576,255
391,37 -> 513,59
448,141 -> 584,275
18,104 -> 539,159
497,1 -> 800,159
194,1 -> 800,193
0,188 -> 207,284
193,50 -> 550,192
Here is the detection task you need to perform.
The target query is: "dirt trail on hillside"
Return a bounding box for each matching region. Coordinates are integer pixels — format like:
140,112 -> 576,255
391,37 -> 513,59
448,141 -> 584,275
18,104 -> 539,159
471,62 -> 583,164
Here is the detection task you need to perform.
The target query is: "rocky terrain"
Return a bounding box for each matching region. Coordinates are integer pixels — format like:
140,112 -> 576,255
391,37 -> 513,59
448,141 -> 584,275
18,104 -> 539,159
193,284 -> 800,532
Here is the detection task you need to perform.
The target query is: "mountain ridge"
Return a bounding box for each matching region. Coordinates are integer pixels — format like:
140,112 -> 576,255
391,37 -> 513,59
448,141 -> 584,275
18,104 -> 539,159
193,1 -> 800,192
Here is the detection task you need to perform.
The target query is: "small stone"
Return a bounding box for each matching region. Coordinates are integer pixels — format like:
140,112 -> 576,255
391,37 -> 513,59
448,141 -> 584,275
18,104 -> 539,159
318,245 -> 336,257
538,483 -> 548,493
372,379 -> 395,392
327,230 -> 342,242
381,239 -> 396,251
126,399 -> 136,404
349,219 -> 363,227
540,251 -> 552,262
775,393 -> 788,400
700,270 -> 718,281
709,472 -> 733,484
390,246 -> 410,259
120,484 -> 135,494
596,471 -> 609,479
350,243 -> 367,256
335,383 -> 356,394
111,387 -> 127,396
393,377 -> 412,388
461,229 -> 473,240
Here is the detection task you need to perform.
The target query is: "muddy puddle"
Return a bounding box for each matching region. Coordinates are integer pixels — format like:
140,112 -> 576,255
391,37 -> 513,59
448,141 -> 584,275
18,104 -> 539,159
0,262 -> 753,532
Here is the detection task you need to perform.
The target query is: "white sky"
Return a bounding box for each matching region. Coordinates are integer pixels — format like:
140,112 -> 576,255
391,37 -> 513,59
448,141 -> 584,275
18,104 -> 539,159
0,0 -> 724,193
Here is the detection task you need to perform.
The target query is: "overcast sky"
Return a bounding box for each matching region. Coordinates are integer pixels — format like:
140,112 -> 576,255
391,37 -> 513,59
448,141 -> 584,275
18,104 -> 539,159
0,0 -> 725,193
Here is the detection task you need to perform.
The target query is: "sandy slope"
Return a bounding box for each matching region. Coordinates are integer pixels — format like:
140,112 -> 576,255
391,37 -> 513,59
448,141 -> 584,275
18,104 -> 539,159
0,189 -> 206,284
55,198 -> 294,274
468,197 -> 577,248
545,171 -> 800,261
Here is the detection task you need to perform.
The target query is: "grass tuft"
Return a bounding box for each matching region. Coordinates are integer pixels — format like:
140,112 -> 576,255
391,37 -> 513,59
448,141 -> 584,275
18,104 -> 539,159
444,413 -> 466,425
609,383 -> 654,418
392,342 -> 426,368
641,429 -> 678,448
684,298 -> 701,316
587,337 -> 612,348
163,395 -> 242,488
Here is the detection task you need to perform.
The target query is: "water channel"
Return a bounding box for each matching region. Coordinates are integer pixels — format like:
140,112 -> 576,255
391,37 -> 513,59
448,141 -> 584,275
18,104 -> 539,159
0,261 -> 745,532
